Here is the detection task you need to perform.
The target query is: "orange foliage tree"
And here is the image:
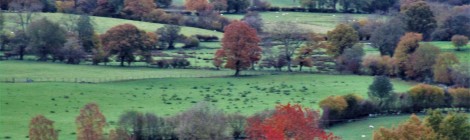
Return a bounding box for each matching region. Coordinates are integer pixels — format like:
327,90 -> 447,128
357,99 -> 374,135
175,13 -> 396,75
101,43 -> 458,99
29,115 -> 57,140
185,0 -> 212,11
246,104 -> 340,140
449,88 -> 470,109
101,24 -> 156,66
76,103 -> 106,140
393,32 -> 422,77
433,53 -> 460,84
121,0 -> 156,20
408,84 -> 446,111
373,114 -> 438,140
218,21 -> 261,76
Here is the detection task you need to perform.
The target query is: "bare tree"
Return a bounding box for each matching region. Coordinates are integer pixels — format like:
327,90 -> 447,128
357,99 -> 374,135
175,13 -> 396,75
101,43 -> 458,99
268,22 -> 306,72
8,0 -> 43,32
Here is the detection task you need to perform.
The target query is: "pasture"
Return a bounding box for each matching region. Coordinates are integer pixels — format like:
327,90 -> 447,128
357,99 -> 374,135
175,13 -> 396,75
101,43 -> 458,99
2,13 -> 223,38
0,61 -> 416,139
172,0 -> 302,7
224,12 -> 375,33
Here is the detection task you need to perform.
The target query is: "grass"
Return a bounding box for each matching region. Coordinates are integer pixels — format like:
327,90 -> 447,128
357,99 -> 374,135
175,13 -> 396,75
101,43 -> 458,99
0,61 -> 416,139
363,41 -> 470,63
224,12 -> 375,33
172,0 -> 302,7
3,13 -> 223,38
329,113 -> 470,139
0,61 -> 240,81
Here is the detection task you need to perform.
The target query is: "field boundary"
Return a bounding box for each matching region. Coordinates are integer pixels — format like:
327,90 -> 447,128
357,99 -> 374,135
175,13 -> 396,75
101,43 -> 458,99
0,71 -> 272,83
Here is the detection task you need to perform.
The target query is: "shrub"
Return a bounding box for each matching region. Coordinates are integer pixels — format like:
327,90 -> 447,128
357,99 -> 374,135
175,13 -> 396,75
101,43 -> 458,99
174,103 -> 227,139
362,55 -> 396,76
448,88 -> 470,109
154,59 -> 170,68
170,58 -> 191,68
182,36 -> 200,48
451,35 -> 469,51
408,84 -> 446,111
195,34 -> 219,42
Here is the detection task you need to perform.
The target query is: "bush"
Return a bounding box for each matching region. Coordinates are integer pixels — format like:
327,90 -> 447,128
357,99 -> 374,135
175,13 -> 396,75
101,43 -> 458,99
451,35 -> 469,51
362,55 -> 396,76
320,94 -> 375,127
408,84 -> 446,111
170,58 -> 191,68
174,103 -> 227,140
182,36 -> 200,48
449,88 -> 470,109
368,76 -> 394,110
194,34 -> 219,42
154,59 -> 170,68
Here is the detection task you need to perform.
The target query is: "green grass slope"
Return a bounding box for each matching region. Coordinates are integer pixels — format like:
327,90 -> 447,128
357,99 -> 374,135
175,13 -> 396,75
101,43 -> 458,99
224,12 -> 373,33
0,61 -> 416,139
172,0 -> 301,7
3,13 -> 223,38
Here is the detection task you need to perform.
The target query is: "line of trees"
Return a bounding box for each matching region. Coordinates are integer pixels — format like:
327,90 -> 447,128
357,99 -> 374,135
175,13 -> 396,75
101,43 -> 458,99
319,75 -> 470,127
29,103 -> 339,140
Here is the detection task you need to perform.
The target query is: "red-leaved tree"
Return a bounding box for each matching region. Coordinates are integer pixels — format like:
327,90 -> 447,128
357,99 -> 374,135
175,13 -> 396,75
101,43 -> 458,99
29,115 -> 57,140
217,20 -> 261,76
246,104 -> 340,140
76,103 -> 106,140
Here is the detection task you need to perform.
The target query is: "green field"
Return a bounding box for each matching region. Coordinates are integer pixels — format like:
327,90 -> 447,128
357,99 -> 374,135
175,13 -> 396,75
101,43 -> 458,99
426,41 -> 470,63
3,13 -> 223,38
173,0 -> 301,7
224,12 -> 374,33
329,113 -> 470,139
0,61 -> 416,139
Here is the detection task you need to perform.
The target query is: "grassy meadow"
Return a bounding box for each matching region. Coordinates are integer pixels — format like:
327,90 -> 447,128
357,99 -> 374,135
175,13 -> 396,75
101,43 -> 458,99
0,60 -> 416,139
172,0 -> 302,7
3,13 -> 223,38
224,12 -> 375,33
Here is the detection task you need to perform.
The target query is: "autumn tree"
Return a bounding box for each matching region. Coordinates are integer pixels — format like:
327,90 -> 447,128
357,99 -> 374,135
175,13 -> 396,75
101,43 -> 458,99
213,49 -> 224,70
8,0 -> 43,31
370,17 -> 406,56
294,46 -> 314,71
175,103 -> 227,139
362,55 -> 397,76
121,0 -> 156,20
433,53 -> 460,84
27,18 -> 67,61
451,35 -> 469,51
29,115 -> 58,140
336,44 -> 364,74
373,114 -> 438,140
406,44 -> 440,80
408,84 -> 446,111
368,76 -> 394,110
451,63 -> 470,88
393,32 -> 422,78
269,22 -> 306,72
218,21 -> 261,76
319,95 -> 348,126
91,33 -> 109,65
227,113 -> 246,139
424,110 -> 470,140
76,103 -> 106,140
448,88 -> 470,109
326,24 -> 359,57
101,24 -> 155,66
156,25 -> 182,50
185,0 -> 212,12
246,104 -> 339,140
402,1 -> 437,39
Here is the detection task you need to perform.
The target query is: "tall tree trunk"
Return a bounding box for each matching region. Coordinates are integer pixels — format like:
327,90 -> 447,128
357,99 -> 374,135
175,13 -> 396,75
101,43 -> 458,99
120,56 -> 125,66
